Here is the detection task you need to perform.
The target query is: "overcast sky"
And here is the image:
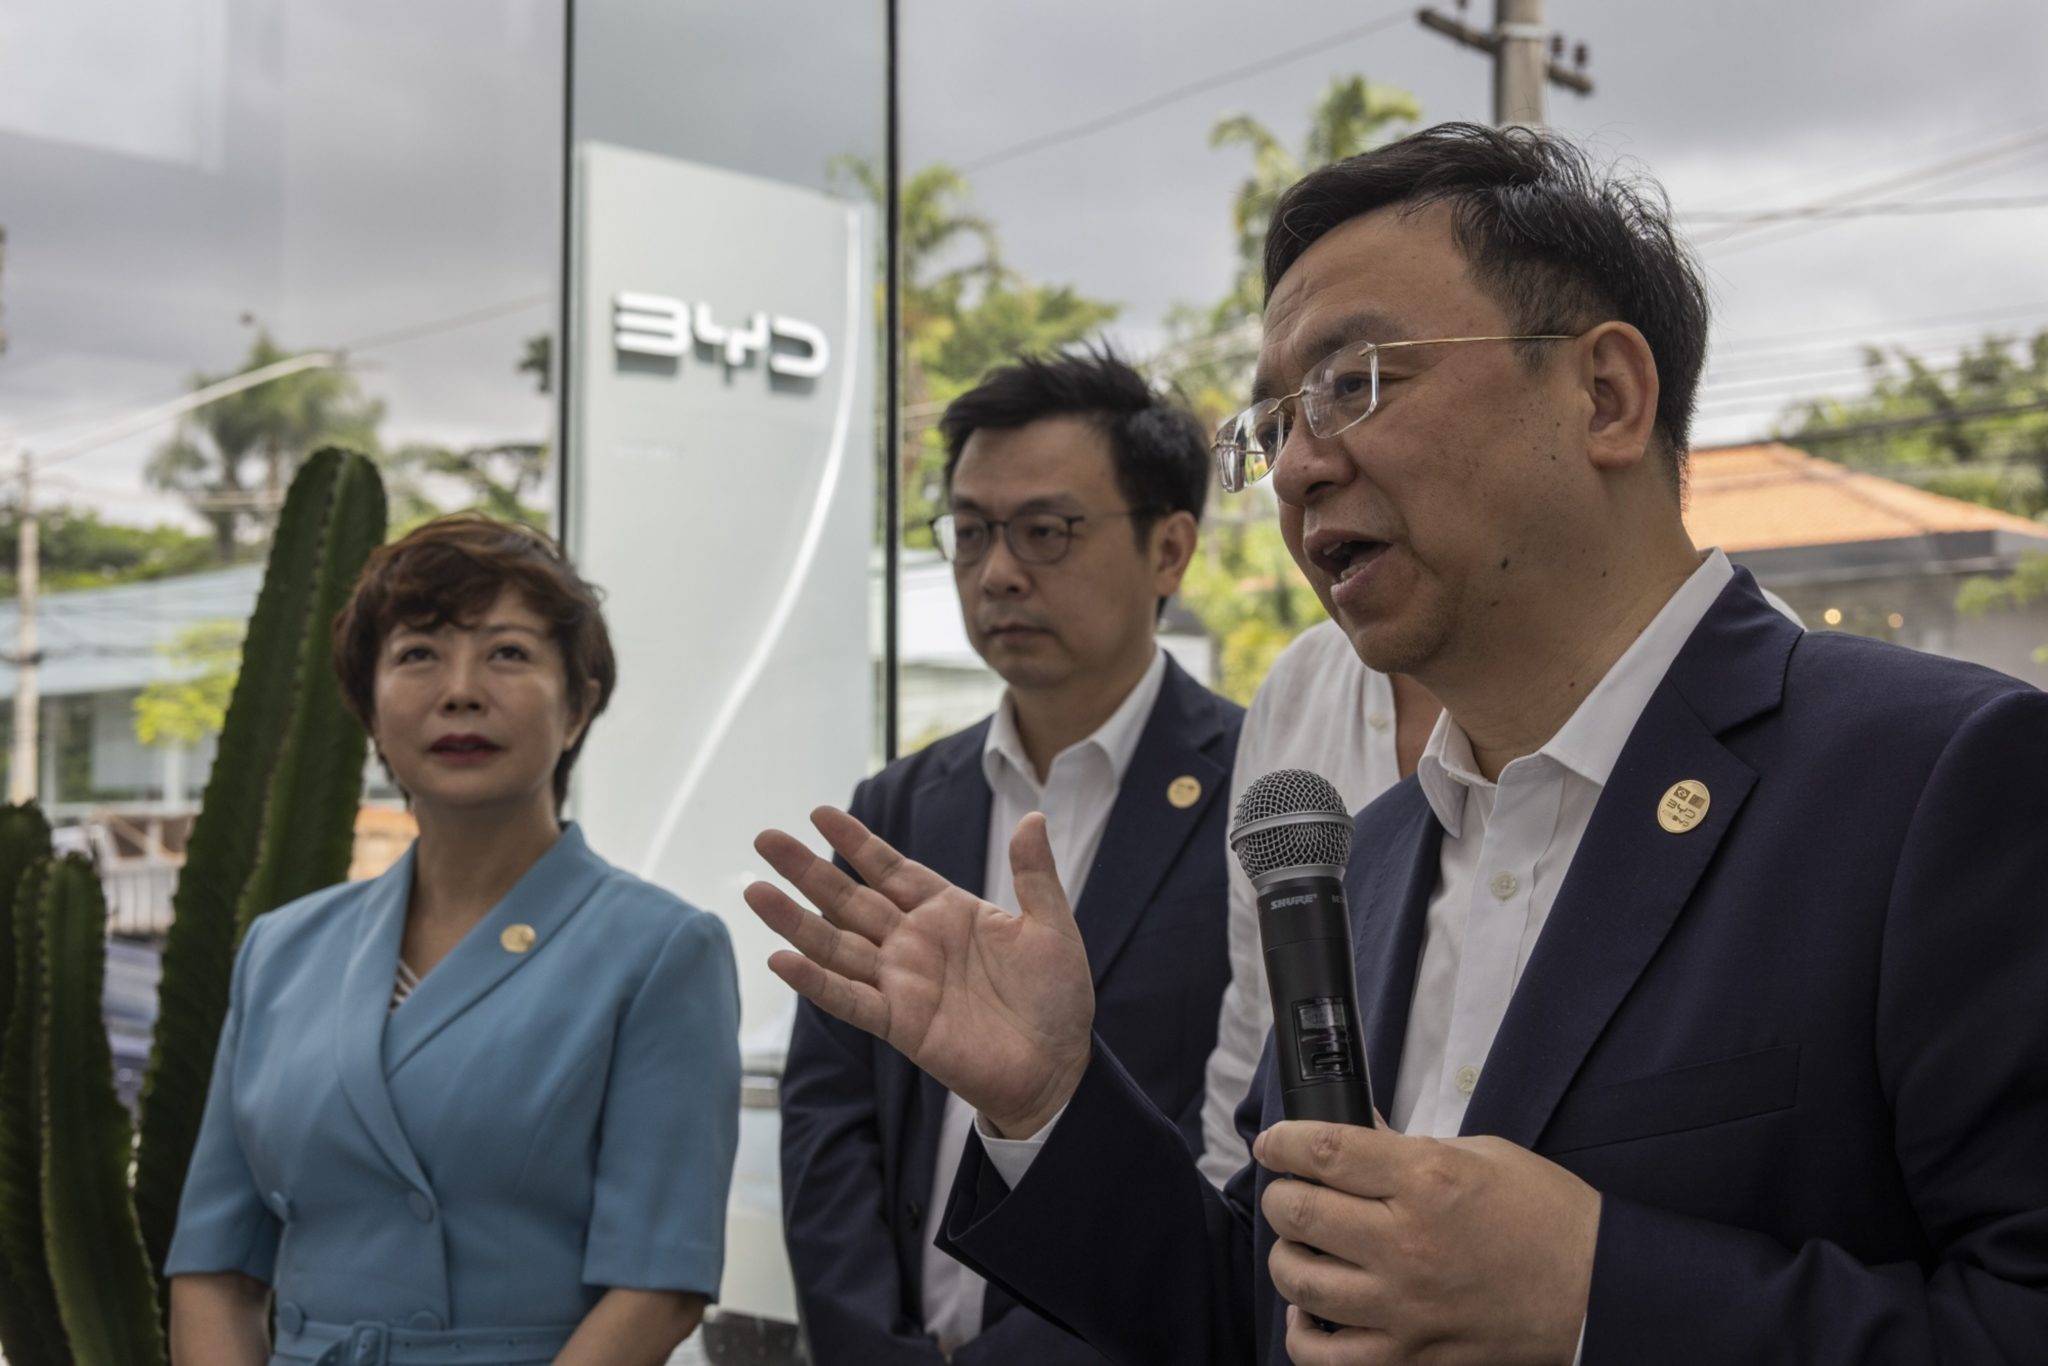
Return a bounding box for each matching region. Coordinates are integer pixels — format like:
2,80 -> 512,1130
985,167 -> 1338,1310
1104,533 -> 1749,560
3,0 -> 2045,531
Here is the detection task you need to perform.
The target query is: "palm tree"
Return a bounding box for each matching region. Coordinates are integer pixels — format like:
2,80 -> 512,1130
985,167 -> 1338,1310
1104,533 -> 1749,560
1209,76 -> 1422,334
148,331 -> 384,561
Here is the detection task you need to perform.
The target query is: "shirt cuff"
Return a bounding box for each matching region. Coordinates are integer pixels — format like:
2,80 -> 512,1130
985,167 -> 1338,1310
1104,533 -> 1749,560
973,1104 -> 1068,1189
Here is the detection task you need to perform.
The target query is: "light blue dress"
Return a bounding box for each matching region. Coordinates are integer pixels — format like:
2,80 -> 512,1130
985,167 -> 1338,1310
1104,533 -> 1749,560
166,823 -> 742,1365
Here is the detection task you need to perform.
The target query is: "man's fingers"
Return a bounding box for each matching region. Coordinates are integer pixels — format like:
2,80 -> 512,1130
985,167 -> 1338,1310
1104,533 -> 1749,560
1267,1238 -> 1388,1336
743,878 -> 881,986
1281,1304 -> 1397,1366
753,826 -> 904,944
1008,813 -> 1075,926
1255,1120 -> 1406,1199
810,806 -> 956,909
764,949 -> 893,1038
1259,1173 -> 1389,1266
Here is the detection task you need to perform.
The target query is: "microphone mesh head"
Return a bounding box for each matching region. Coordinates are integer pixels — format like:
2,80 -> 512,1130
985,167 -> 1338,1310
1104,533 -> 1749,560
1229,769 -> 1352,879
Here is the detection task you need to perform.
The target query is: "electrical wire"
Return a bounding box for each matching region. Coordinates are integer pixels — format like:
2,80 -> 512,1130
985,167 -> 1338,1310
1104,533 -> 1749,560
958,8 -> 1413,174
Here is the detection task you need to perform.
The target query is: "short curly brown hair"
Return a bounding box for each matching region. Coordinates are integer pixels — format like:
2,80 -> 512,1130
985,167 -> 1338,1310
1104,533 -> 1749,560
331,513 -> 617,811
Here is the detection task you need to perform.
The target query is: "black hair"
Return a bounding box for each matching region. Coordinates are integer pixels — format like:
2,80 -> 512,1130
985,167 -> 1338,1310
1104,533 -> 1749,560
1264,121 -> 1710,475
938,344 -> 1210,534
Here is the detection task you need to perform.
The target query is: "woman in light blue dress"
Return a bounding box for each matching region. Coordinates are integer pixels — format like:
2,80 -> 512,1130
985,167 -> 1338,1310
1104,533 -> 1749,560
167,515 -> 740,1366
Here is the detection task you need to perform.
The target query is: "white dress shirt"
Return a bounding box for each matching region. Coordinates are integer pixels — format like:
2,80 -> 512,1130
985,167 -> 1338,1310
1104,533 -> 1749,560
919,645 -> 1167,1354
1197,620 -> 1404,1185
980,551 -> 1767,1156
1388,550 -> 1737,1136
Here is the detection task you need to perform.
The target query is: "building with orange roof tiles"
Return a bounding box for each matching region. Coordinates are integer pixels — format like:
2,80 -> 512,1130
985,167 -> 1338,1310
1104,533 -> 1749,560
1686,443 -> 2048,687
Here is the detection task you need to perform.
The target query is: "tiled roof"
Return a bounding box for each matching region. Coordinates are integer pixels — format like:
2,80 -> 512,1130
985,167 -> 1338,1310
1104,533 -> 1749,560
1685,443 -> 2048,552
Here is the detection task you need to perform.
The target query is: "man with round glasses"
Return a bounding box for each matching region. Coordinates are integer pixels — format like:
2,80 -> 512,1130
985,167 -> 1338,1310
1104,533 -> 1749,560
754,124 -> 2048,1363
779,346 -> 1244,1364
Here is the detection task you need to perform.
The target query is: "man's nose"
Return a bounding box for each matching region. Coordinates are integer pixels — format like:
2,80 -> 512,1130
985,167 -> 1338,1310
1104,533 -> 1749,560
1271,422 -> 1356,509
973,535 -> 1031,596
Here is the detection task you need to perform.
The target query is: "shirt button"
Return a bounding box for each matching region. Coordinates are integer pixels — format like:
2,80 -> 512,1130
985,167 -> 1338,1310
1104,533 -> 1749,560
1489,871 -> 1519,900
276,1301 -> 306,1333
408,1191 -> 436,1222
267,1190 -> 291,1219
1367,712 -> 1391,731
1455,1065 -> 1480,1095
407,1310 -> 443,1330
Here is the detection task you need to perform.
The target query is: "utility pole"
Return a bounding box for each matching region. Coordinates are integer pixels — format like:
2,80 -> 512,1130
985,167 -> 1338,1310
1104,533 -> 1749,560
0,349 -> 336,803
1418,0 -> 1594,128
7,445 -> 38,803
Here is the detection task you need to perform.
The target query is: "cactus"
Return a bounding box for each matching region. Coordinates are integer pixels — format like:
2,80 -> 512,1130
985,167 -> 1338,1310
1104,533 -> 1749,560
0,448 -> 384,1361
37,855 -> 166,1366
0,829 -> 70,1366
132,446 -> 386,1308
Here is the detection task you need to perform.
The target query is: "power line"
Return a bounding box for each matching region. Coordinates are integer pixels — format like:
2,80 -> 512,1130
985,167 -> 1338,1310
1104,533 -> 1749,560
1684,193 -> 2048,224
958,8 -> 1412,174
1710,298 -> 2048,357
1691,125 -> 2048,247
1706,398 -> 2048,450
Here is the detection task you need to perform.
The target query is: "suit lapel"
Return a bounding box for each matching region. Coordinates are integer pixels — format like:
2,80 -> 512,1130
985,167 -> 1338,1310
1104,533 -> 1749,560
897,736 -> 995,1224
1072,660 -> 1229,986
334,848 -> 432,1192
383,824 -> 610,1073
1345,787 -> 1441,1120
1458,572 -> 1796,1148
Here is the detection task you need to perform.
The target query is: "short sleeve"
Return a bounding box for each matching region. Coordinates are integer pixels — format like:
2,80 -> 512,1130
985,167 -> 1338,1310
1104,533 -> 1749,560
582,909 -> 742,1296
163,920 -> 281,1281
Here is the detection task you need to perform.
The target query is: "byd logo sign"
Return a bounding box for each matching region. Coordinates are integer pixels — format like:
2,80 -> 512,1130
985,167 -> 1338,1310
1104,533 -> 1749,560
612,292 -> 829,380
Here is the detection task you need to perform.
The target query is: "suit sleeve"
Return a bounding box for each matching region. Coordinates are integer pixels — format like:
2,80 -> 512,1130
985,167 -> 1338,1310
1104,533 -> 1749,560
778,777 -> 948,1366
163,918 -> 281,1282
1584,688 -> 2048,1364
582,910 -> 741,1296
938,1037 -> 1261,1366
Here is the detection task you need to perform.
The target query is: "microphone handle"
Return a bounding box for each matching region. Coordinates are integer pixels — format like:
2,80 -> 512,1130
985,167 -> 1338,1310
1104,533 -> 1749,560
1258,873 -> 1376,1128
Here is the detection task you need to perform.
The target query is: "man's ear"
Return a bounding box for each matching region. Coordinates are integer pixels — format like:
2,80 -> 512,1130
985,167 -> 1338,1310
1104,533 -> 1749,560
1579,321 -> 1661,473
1149,510 -> 1200,599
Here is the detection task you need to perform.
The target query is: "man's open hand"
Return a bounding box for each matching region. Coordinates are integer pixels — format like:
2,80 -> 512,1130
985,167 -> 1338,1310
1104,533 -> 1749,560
747,806 -> 1095,1138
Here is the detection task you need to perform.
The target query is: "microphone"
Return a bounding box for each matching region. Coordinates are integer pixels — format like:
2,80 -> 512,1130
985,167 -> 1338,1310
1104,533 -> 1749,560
1229,769 -> 1376,1128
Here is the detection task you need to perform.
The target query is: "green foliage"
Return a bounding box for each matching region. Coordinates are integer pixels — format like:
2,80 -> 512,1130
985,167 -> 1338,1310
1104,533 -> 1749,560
148,331 -> 386,562
833,157 -> 1120,545
36,857 -> 164,1366
132,447 -> 386,1319
0,507 -> 217,597
1783,330 -> 2048,518
0,812 -> 68,1366
387,439 -> 549,537
1177,502 -> 1327,704
133,622 -> 245,750
1161,76 -> 1419,684
1956,551 -> 2048,662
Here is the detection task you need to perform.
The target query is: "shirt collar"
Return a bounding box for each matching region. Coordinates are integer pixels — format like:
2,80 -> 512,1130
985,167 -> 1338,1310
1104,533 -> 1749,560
1416,549 -> 1736,836
983,645 -> 1167,793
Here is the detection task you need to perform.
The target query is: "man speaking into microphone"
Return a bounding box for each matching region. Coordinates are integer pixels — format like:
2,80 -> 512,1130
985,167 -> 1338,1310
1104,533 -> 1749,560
748,122 -> 2048,1364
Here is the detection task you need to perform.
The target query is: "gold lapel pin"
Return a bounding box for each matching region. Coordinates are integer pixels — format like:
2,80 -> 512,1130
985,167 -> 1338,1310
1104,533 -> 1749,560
1167,775 -> 1202,809
500,923 -> 538,954
1656,781 -> 1711,834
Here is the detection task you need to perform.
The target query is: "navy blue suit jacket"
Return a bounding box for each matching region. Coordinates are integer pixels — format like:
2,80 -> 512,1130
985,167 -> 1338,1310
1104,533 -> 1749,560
939,570 -> 2048,1364
780,655 -> 1244,1365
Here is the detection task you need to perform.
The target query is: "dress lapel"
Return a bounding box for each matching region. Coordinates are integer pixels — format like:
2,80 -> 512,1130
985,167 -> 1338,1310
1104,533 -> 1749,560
334,847 -> 432,1192
1072,660 -> 1230,987
382,824 -> 610,1073
1458,572 -> 1799,1148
